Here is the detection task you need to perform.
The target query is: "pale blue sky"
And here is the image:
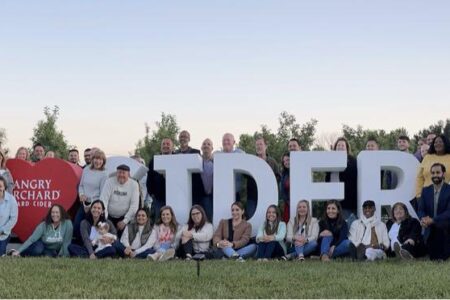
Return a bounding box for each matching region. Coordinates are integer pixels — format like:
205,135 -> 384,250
1,1 -> 449,157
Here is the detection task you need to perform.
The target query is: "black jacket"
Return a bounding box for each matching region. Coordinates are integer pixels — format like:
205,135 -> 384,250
386,217 -> 424,246
146,157 -> 166,202
325,155 -> 358,213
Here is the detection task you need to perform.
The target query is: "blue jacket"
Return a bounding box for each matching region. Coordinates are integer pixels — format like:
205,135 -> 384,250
418,182 -> 450,230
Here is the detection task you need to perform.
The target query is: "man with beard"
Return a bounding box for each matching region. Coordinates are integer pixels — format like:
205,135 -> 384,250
83,148 -> 92,168
419,163 -> 450,260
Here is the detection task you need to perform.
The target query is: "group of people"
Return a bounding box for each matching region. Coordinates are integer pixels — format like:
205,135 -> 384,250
0,130 -> 449,262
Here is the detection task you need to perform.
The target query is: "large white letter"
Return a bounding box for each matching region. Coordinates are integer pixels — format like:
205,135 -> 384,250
290,151 -> 347,219
154,154 -> 203,225
358,151 -> 419,219
214,153 -> 278,235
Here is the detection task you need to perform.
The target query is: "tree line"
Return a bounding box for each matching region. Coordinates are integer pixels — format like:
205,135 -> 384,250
1,106 -> 449,165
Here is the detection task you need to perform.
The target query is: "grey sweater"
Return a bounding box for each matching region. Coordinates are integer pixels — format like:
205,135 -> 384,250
78,167 -> 108,201
100,177 -> 140,224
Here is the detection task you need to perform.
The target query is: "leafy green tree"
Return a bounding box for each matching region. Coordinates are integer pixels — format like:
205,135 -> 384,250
413,119 -> 450,150
30,106 -> 70,159
134,113 -> 180,164
238,111 -> 318,164
341,125 -> 409,155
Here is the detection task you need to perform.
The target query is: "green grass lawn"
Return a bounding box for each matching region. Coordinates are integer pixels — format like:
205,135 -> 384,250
0,258 -> 449,298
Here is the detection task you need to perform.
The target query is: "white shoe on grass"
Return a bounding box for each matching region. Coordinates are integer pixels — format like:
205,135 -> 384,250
159,249 -> 175,261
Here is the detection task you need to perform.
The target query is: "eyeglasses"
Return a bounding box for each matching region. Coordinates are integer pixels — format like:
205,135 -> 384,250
191,212 -> 201,216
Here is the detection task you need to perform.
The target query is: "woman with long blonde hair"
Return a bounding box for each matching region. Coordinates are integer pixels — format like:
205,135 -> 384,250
284,200 -> 319,261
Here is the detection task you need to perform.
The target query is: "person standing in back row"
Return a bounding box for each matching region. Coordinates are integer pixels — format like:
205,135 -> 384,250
147,138 -> 174,220
175,130 -> 203,207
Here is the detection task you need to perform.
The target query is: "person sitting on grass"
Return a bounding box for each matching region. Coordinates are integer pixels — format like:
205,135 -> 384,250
255,205 -> 286,261
68,200 -> 117,259
348,200 -> 389,261
386,202 -> 426,260
92,222 -> 117,254
284,200 -> 319,261
177,205 -> 214,260
318,200 -> 351,262
115,208 -> 157,259
147,206 -> 181,261
11,204 -> 73,257
212,201 -> 256,261
0,176 -> 18,257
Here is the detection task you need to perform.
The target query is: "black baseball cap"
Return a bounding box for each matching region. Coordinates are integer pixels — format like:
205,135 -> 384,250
362,200 -> 375,208
117,164 -> 130,172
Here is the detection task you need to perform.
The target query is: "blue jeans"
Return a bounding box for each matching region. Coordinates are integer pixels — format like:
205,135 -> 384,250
0,236 -> 10,256
257,241 -> 285,259
68,243 -> 116,258
222,244 -> 257,259
21,240 -> 58,257
114,242 -> 155,258
200,194 -> 213,222
290,240 -> 318,257
158,242 -> 171,252
320,236 -> 351,258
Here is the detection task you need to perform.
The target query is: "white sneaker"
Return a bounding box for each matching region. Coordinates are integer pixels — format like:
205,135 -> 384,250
159,248 -> 175,261
236,256 -> 245,262
147,252 -> 160,261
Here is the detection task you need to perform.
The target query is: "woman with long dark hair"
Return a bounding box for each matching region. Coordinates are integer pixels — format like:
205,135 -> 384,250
12,204 -> 73,257
256,205 -> 286,260
325,137 -> 358,226
178,205 -> 213,260
68,200 -> 117,259
116,208 -> 156,259
318,200 -> 351,261
147,205 -> 181,261
212,201 -> 256,261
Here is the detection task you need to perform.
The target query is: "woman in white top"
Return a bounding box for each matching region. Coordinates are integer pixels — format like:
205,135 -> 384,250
148,206 -> 182,261
117,208 -> 157,259
178,205 -> 214,260
386,202 -> 426,259
284,200 -> 319,261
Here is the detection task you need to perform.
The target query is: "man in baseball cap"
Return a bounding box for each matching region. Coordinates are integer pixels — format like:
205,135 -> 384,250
348,200 -> 390,261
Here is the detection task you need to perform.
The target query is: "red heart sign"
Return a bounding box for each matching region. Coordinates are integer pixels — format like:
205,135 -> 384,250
6,158 -> 82,242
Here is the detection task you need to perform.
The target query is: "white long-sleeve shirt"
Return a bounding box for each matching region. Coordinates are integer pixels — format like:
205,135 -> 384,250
180,223 -> 213,253
100,177 -> 140,224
